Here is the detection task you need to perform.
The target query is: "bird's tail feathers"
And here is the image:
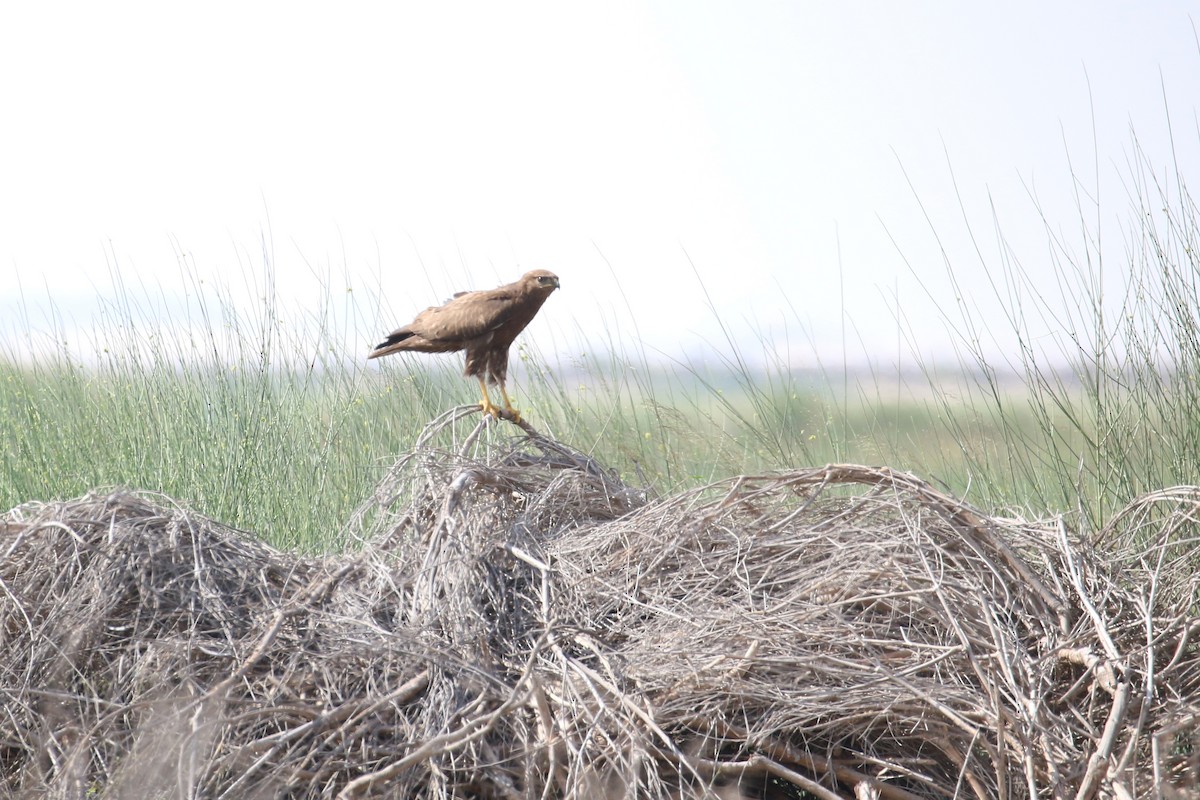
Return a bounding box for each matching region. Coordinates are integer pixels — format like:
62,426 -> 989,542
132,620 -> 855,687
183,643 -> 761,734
367,329 -> 416,358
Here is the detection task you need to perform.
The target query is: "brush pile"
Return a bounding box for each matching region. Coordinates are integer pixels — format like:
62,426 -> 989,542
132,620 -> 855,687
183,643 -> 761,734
2,406 -> 1199,798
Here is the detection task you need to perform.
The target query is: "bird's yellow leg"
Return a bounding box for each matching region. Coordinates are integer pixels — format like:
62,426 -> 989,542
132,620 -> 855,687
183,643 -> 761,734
499,382 -> 522,424
477,377 -> 502,418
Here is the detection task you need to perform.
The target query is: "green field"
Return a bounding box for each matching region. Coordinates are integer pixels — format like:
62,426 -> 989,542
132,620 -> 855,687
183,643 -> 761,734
4,145 -> 1199,551
0,330 -> 1192,553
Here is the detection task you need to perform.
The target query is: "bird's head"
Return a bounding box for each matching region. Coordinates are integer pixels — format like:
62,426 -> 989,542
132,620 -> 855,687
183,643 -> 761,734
523,270 -> 561,294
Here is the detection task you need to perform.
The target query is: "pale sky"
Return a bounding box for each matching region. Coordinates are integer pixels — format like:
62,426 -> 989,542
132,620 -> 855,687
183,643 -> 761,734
2,2 -> 1198,370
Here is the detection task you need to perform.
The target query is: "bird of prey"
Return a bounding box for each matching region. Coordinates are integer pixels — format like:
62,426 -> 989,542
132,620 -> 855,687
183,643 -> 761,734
368,270 -> 560,422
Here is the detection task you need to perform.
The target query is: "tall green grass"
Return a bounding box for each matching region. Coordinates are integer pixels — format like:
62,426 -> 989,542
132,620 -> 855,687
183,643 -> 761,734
4,128 -> 1198,547
2,281 -> 1001,551
908,133 -> 1200,531
0,268 -> 468,551
697,124 -> 1200,532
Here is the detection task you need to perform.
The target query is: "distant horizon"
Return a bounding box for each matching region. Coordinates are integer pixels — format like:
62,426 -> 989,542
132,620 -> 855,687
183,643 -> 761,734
0,271 -> 1099,393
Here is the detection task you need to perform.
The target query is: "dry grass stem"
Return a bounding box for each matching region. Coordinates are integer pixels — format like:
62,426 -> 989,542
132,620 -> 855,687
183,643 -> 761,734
2,412 -> 1198,798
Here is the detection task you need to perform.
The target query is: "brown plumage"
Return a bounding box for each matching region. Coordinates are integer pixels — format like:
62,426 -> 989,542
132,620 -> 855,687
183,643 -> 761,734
368,270 -> 560,421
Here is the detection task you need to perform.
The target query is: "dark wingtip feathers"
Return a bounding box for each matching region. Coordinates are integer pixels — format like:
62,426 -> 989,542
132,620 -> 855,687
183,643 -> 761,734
367,329 -> 415,359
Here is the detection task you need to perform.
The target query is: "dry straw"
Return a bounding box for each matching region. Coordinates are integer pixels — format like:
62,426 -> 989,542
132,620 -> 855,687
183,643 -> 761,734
2,406 -> 1199,798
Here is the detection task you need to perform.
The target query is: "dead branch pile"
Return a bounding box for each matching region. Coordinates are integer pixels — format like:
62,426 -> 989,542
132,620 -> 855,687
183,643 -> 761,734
2,405 -> 1199,799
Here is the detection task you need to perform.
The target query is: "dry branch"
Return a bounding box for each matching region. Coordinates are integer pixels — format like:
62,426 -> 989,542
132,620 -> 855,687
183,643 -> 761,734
1,412 -> 1198,798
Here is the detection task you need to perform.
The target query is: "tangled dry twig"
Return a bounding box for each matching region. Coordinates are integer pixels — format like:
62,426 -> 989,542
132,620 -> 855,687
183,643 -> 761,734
2,408 -> 1199,798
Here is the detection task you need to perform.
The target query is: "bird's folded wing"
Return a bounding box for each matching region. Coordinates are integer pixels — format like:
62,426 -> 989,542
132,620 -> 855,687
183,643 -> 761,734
411,291 -> 516,342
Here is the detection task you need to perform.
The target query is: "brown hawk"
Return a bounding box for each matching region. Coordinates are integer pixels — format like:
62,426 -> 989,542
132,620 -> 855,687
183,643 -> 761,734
368,270 -> 560,421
